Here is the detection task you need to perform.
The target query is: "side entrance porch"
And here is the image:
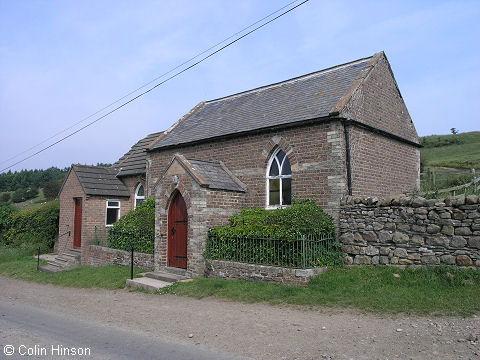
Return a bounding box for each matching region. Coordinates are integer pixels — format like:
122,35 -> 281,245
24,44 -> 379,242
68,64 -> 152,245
153,154 -> 247,277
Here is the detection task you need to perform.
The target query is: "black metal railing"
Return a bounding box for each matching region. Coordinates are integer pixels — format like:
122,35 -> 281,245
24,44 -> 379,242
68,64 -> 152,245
205,231 -> 339,269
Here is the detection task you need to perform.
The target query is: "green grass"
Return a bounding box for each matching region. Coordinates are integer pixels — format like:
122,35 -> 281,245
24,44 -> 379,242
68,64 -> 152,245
421,131 -> 480,169
0,246 -> 143,290
161,266 -> 480,317
16,198 -> 56,213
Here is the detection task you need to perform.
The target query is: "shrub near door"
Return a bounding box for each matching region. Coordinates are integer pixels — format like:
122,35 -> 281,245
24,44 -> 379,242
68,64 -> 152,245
107,198 -> 155,254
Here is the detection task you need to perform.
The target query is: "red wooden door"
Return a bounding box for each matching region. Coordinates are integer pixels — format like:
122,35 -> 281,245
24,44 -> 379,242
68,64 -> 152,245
73,198 -> 82,249
168,192 -> 188,269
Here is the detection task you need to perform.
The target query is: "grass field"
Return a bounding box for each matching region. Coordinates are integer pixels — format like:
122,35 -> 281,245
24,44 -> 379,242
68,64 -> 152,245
0,246 -> 143,290
421,131 -> 480,169
160,266 -> 480,317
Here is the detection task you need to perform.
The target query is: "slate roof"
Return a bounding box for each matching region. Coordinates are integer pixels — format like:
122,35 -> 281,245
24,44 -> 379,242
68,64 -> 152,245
149,56 -> 373,150
188,159 -> 245,192
114,132 -> 162,177
73,165 -> 130,197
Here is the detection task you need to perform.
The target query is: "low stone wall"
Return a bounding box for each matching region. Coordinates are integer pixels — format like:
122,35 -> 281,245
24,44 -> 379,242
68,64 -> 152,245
206,259 -> 327,285
339,194 -> 480,268
87,245 -> 154,270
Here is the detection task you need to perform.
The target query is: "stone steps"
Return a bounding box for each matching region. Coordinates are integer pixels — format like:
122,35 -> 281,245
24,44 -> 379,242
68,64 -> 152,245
38,248 -> 81,273
126,277 -> 171,291
126,268 -> 191,291
144,271 -> 188,283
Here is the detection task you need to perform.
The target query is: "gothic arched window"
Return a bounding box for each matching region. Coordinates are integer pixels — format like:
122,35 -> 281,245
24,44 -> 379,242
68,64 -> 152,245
266,148 -> 292,208
134,183 -> 145,209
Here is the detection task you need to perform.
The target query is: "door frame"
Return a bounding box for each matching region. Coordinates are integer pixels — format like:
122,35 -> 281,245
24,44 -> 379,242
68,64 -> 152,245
167,191 -> 188,269
73,197 -> 82,249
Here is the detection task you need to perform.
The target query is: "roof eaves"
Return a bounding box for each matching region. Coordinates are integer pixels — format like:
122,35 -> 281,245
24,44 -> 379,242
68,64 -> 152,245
174,154 -> 209,187
218,161 -> 247,192
147,102 -> 206,151
151,114 -> 335,151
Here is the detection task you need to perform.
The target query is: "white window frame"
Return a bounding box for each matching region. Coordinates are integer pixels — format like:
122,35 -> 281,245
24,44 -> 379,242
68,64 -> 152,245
134,183 -> 145,209
105,200 -> 121,227
266,148 -> 292,209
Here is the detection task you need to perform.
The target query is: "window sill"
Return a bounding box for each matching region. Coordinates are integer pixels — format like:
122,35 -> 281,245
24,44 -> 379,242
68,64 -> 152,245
265,205 -> 291,210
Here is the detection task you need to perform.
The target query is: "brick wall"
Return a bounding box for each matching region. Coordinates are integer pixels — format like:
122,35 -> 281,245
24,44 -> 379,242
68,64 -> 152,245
59,169 -> 142,265
342,53 -> 419,144
87,245 -> 154,270
147,121 -> 348,214
58,170 -> 84,255
349,126 -> 420,197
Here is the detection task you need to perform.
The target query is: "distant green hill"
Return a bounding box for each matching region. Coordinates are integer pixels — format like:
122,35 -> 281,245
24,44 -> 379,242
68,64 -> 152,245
421,131 -> 480,169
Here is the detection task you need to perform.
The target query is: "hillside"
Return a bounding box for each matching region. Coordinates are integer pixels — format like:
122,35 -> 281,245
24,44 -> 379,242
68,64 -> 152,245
421,131 -> 480,169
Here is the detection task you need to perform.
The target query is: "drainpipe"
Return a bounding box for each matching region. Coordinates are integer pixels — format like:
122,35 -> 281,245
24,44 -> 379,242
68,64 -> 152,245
343,119 -> 353,196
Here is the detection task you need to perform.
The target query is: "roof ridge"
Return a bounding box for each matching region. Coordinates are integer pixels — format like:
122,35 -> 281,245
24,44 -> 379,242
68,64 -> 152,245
329,51 -> 384,116
205,54 -> 374,104
73,164 -> 113,170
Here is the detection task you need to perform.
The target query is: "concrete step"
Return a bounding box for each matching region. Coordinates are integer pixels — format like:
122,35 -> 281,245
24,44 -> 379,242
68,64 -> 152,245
163,267 -> 189,277
144,271 -> 188,283
126,277 -> 171,292
38,264 -> 63,273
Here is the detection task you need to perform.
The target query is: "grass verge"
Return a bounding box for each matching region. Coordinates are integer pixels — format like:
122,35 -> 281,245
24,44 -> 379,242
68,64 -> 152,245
161,266 -> 480,317
0,246 -> 143,290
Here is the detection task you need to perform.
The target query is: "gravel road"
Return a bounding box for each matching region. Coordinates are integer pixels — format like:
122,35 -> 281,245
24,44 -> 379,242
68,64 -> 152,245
0,276 -> 478,359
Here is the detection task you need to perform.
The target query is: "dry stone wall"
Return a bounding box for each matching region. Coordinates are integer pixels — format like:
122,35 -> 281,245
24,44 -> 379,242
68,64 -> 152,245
207,260 -> 328,286
339,194 -> 480,268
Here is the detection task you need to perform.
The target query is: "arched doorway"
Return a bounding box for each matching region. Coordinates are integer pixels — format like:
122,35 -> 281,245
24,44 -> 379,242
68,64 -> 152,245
168,191 -> 188,269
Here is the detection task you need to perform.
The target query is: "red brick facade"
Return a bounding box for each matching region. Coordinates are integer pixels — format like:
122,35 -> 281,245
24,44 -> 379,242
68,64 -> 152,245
58,170 -> 144,265
349,126 -> 420,197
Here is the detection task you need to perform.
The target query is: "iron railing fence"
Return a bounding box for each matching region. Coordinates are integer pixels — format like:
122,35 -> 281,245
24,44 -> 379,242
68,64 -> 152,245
205,231 -> 339,269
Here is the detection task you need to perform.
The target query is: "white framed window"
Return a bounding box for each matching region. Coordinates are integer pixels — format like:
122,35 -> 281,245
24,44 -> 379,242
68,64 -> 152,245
106,200 -> 121,226
266,148 -> 292,209
134,183 -> 145,209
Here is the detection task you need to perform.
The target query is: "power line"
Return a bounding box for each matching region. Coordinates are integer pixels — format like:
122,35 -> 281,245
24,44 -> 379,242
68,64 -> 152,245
1,0 -> 309,172
0,0 -> 303,167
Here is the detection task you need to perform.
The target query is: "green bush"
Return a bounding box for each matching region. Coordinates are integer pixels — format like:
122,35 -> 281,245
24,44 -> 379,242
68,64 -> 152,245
0,201 -> 59,251
211,199 -> 335,240
107,197 -> 154,254
207,199 -> 341,267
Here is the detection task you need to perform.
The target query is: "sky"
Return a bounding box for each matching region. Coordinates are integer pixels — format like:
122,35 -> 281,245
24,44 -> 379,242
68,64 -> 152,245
1,0 -> 479,173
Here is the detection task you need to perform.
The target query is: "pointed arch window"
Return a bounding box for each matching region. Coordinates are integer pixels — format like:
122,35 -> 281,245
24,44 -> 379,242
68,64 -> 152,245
134,183 -> 145,209
266,148 -> 292,208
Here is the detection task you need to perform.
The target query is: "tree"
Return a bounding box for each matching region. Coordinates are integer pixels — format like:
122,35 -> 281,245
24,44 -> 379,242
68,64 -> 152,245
450,128 -> 458,135
12,188 -> 27,203
0,193 -> 10,203
43,180 -> 63,199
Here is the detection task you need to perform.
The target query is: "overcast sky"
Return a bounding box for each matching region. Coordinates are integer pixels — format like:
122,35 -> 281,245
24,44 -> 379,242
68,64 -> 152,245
1,0 -> 479,173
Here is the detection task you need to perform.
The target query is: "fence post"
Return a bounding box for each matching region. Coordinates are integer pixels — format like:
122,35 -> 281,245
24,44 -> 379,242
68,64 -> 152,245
131,244 -> 134,280
301,235 -> 306,269
37,246 -> 40,271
